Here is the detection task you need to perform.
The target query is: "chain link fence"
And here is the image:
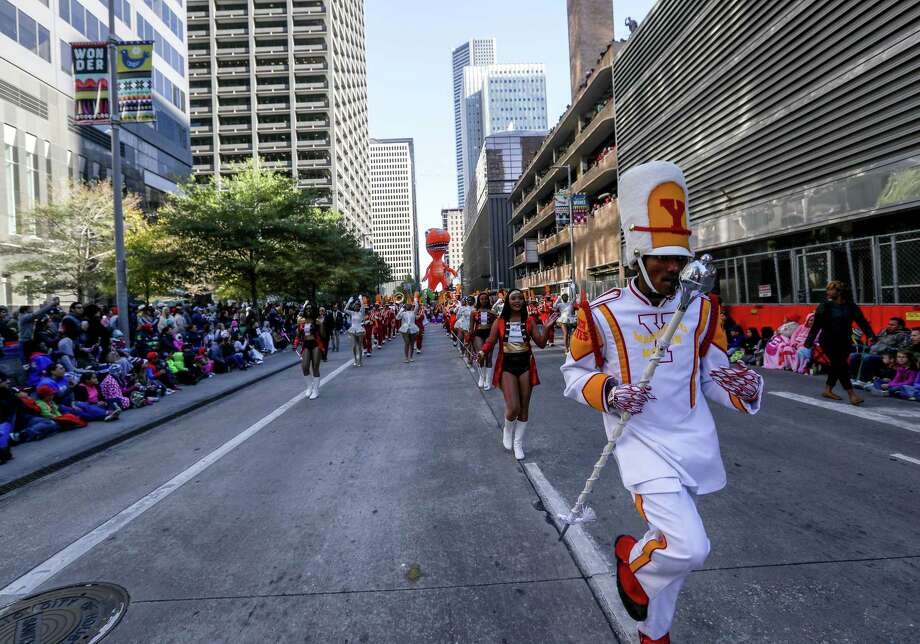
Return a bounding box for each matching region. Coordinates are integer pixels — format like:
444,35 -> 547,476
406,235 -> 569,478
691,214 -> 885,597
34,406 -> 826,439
709,229 -> 920,306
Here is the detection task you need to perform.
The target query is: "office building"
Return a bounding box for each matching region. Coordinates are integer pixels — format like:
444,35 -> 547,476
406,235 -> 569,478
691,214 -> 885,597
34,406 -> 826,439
463,131 -> 545,293
0,0 -> 191,304
440,207 -> 463,275
187,0 -> 371,236
614,1 -> 920,310
452,37 -> 495,207
370,138 -> 418,289
460,63 -> 547,220
567,0 -> 613,100
510,38 -> 617,297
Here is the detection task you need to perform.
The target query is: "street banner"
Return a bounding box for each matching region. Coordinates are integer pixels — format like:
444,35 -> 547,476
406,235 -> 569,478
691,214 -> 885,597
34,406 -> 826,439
572,192 -> 589,225
72,43 -> 110,124
115,42 -> 155,123
554,191 -> 570,226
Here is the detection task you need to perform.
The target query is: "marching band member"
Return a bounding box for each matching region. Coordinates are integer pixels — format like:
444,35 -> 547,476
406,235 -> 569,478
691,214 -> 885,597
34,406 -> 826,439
470,293 -> 498,389
479,288 -> 557,459
454,297 -> 474,361
415,305 -> 426,353
297,304 -> 327,400
540,296 -> 556,347
362,303 -> 374,357
560,162 -> 763,644
554,286 -> 577,351
397,299 -> 420,363
346,297 -> 366,367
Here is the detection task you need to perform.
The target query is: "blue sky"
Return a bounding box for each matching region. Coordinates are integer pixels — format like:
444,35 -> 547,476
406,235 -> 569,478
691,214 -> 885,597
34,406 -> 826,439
365,0 -> 655,265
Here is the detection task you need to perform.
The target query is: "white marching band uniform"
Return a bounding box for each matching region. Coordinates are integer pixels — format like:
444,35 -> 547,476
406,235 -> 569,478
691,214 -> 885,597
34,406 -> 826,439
398,303 -> 419,334
346,298 -> 366,335
554,292 -> 576,326
560,161 -> 763,642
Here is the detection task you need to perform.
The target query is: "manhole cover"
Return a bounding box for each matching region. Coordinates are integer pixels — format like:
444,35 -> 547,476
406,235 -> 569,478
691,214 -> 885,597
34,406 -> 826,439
0,583 -> 129,644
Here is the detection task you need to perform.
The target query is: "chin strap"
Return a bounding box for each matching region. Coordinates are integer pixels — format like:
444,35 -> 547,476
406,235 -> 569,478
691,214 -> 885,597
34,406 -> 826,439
636,256 -> 661,295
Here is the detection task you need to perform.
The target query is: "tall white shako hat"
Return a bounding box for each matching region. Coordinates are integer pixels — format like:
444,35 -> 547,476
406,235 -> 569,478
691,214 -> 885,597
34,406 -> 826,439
620,161 -> 694,292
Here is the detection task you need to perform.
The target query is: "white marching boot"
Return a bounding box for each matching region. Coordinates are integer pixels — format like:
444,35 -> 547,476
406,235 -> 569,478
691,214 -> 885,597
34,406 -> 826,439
502,419 -> 515,451
483,367 -> 493,391
477,371 -> 485,389
306,376 -> 314,399
513,421 -> 528,460
310,378 -> 319,400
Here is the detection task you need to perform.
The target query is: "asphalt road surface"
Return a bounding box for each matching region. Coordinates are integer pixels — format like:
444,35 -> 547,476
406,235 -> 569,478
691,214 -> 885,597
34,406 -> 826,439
1,332 -> 917,643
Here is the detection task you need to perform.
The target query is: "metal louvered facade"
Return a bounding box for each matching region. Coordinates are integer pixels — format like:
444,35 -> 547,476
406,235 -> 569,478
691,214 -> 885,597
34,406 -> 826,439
614,0 -> 920,254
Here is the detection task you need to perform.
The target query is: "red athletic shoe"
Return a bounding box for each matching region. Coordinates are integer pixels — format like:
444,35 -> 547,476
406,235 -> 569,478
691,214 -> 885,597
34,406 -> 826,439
614,534 -> 649,621
639,631 -> 670,644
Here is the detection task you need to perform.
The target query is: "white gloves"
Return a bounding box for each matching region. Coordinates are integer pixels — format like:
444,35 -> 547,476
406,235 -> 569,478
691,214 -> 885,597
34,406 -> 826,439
710,361 -> 763,402
606,383 -> 655,415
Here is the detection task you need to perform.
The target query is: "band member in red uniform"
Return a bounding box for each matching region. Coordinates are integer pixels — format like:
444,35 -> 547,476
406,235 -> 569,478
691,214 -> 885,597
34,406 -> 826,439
479,289 -> 558,459
470,292 -> 498,389
540,296 -> 556,347
362,302 -> 374,357
415,305 -> 426,353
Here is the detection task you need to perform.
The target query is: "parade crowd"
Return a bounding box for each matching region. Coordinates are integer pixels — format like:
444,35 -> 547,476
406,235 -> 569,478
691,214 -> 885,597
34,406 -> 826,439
0,299 -> 326,465
720,299 -> 920,404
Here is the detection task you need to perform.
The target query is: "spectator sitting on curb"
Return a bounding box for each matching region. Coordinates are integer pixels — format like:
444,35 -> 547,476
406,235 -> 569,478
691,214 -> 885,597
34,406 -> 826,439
851,317 -> 910,384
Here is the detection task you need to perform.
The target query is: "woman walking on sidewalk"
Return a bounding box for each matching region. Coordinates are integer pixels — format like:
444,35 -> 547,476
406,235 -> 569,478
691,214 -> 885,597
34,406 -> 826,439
397,299 -> 420,363
470,293 -> 498,389
804,280 -> 874,406
297,304 -> 326,400
479,289 -> 557,459
346,296 -> 366,367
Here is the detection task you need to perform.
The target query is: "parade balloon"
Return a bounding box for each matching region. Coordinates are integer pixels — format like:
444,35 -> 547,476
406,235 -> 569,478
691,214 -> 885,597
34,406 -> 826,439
421,228 -> 458,292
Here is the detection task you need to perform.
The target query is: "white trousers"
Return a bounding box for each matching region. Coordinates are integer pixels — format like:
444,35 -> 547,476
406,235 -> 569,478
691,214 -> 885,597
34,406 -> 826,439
628,486 -> 710,639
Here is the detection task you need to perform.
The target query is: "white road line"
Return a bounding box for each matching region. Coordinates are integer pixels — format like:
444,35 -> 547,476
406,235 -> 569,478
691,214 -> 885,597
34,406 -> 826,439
890,453 -> 920,467
524,462 -> 639,644
769,391 -> 920,434
0,359 -> 354,605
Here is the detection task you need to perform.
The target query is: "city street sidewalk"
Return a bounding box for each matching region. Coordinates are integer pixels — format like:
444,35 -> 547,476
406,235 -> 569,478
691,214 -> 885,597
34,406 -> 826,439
0,351 -> 300,494
464,339 -> 920,643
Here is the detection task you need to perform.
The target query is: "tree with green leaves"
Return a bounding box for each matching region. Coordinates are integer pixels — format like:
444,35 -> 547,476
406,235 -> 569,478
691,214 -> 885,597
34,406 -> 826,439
0,180 -> 143,302
157,159 -> 328,307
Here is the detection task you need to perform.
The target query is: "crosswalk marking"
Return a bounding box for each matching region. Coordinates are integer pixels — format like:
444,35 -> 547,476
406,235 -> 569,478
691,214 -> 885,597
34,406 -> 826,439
769,391 -> 920,434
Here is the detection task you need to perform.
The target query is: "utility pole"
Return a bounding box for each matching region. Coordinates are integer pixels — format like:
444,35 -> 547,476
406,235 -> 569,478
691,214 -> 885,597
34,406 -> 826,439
107,0 -> 130,342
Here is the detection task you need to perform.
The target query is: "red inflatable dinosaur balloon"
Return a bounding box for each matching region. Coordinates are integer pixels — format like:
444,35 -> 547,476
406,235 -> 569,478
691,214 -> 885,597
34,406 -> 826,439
422,228 -> 458,291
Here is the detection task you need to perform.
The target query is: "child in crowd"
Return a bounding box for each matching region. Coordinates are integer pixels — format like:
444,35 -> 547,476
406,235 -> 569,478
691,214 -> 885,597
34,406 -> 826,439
887,351 -> 918,399
869,351 -> 898,392
74,373 -> 121,421
35,384 -> 87,430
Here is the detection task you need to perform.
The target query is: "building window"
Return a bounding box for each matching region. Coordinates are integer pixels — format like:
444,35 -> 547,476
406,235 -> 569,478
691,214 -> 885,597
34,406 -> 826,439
4,131 -> 20,235
44,141 -> 52,204
25,151 -> 38,212
59,0 -> 70,23
16,10 -> 36,53
71,0 -> 85,36
0,0 -> 15,41
60,40 -> 72,74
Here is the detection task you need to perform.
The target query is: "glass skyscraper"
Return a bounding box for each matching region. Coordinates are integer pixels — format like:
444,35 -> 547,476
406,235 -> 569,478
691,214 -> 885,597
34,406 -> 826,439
452,37 -> 495,208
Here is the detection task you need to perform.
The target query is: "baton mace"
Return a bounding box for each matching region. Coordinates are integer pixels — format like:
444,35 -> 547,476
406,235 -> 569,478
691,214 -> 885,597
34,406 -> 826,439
557,256 -> 717,540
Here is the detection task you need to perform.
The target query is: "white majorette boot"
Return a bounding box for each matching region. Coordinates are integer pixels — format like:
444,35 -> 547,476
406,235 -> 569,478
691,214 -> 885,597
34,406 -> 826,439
306,376 -> 314,399
477,370 -> 484,389
502,419 -> 515,451
513,421 -> 528,460
483,367 -> 493,391
310,378 -> 319,400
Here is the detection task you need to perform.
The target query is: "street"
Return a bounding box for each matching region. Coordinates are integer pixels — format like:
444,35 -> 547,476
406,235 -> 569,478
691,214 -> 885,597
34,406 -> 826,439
1,332 -> 918,643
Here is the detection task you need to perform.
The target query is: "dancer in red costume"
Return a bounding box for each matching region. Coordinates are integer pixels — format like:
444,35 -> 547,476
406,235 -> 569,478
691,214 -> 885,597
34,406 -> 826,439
479,289 -> 557,460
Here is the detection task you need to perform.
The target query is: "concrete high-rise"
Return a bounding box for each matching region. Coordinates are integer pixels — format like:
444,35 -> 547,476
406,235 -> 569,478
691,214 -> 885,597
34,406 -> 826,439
370,138 -> 418,289
440,207 -> 464,275
460,63 -> 547,216
187,0 -> 371,236
567,0 -> 613,99
452,38 -> 495,207
1,0 -> 191,304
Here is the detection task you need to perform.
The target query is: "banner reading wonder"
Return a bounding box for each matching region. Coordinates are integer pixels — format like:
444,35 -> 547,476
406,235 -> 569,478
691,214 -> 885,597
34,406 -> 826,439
72,43 -> 110,125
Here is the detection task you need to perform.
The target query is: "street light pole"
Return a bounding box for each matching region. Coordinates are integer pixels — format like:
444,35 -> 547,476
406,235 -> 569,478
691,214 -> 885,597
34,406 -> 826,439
106,0 -> 130,342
